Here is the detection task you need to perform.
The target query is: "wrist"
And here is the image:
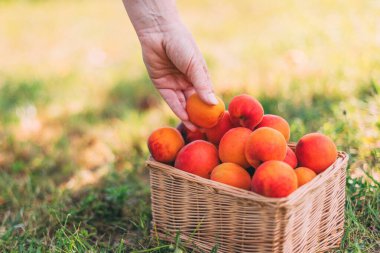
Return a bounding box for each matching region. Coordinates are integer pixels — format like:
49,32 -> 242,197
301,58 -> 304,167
123,0 -> 181,37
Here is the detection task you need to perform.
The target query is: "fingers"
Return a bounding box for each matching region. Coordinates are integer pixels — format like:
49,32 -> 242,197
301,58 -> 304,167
165,33 -> 218,105
159,89 -> 197,131
176,89 -> 198,131
176,90 -> 186,109
185,53 -> 218,105
182,120 -> 197,132
159,89 -> 188,122
184,87 -> 195,99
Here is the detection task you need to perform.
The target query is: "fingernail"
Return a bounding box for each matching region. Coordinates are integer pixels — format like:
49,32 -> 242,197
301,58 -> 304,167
208,94 -> 218,105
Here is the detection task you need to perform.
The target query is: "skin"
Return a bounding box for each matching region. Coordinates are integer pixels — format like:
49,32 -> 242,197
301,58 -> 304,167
252,161 -> 298,198
210,163 -> 251,190
123,0 -> 217,131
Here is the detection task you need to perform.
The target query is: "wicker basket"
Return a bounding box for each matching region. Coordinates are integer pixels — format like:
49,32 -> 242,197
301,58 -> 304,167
147,143 -> 349,253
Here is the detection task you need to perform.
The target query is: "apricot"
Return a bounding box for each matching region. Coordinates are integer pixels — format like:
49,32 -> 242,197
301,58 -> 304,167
210,163 -> 251,190
204,111 -> 233,145
177,122 -> 206,143
175,140 -> 219,178
252,161 -> 298,198
295,167 -> 317,187
255,114 -> 290,141
296,133 -> 337,174
148,127 -> 185,164
283,146 -> 297,169
228,94 -> 264,130
245,127 -> 287,168
186,93 -> 225,128
219,127 -> 252,168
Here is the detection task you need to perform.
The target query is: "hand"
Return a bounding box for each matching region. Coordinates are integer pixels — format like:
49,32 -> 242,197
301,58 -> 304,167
139,25 -> 217,131
123,0 -> 217,131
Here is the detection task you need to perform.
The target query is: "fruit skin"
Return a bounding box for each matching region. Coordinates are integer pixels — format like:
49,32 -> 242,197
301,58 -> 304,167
186,93 -> 225,128
255,114 -> 290,142
204,111 -> 233,145
175,140 -> 219,178
219,127 -> 252,168
228,94 -> 264,130
245,127 -> 287,167
177,123 -> 206,143
295,133 -> 338,174
295,167 -> 317,187
210,163 -> 251,190
148,127 -> 185,164
252,161 -> 298,198
283,146 -> 298,169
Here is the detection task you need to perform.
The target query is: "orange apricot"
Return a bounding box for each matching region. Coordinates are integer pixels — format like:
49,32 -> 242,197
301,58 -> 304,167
186,93 -> 225,128
210,163 -> 251,190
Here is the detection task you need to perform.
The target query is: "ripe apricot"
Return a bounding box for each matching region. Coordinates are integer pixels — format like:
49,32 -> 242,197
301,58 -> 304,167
219,127 -> 252,168
186,93 -> 225,128
175,140 -> 219,178
252,161 -> 298,198
295,167 -> 317,187
204,111 -> 233,145
296,133 -> 337,174
255,114 -> 290,141
283,146 -> 297,169
177,123 -> 206,143
148,127 -> 185,164
245,127 -> 287,167
228,94 -> 264,129
210,163 -> 251,190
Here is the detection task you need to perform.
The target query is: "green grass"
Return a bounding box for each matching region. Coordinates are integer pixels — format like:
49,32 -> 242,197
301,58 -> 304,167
1,0 -> 380,252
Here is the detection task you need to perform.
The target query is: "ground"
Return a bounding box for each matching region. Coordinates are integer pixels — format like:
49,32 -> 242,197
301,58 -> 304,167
0,0 -> 379,252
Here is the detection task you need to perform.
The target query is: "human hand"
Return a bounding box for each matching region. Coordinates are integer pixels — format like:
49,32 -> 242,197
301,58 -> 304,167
123,0 -> 217,131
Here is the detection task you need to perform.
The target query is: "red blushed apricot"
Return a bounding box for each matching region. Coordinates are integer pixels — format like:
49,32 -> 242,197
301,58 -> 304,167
186,93 -> 225,128
177,123 -> 206,143
255,114 -> 290,142
210,163 -> 251,190
252,161 -> 298,198
245,127 -> 287,167
204,111 -> 233,145
148,127 -> 185,164
296,133 -> 338,174
219,127 -> 252,168
228,94 -> 264,130
295,167 -> 317,187
283,146 -> 297,169
174,140 -> 219,178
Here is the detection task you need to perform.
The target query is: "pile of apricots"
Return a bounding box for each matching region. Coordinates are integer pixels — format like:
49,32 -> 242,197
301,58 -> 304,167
148,94 -> 338,198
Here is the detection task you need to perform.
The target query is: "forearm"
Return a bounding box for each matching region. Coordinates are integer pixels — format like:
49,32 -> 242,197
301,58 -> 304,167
123,0 -> 182,37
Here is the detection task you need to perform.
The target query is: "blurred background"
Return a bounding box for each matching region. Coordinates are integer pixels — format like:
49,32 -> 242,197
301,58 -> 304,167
0,0 -> 379,252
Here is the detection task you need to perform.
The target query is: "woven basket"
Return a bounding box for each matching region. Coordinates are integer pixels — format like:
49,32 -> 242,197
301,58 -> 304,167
147,143 -> 349,253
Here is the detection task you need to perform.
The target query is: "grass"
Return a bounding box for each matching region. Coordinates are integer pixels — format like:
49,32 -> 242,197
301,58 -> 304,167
0,0 -> 380,252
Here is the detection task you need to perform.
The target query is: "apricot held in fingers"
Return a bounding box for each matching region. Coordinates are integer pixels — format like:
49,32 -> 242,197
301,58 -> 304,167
186,93 -> 225,128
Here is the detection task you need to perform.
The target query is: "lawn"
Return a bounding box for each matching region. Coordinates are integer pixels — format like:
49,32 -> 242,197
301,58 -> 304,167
0,0 -> 379,252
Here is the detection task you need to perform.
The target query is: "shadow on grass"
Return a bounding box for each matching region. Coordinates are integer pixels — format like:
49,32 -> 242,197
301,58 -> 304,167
0,79 -> 48,124
101,75 -> 160,120
0,155 -> 152,252
66,74 -> 161,127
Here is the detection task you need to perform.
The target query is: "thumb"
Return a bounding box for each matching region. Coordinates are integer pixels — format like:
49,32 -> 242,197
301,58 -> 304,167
187,57 -> 218,105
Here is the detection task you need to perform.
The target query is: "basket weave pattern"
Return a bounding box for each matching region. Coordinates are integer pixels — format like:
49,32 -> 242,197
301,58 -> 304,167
147,144 -> 348,253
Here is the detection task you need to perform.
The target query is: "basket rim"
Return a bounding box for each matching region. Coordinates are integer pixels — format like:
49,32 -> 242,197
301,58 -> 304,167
146,144 -> 349,207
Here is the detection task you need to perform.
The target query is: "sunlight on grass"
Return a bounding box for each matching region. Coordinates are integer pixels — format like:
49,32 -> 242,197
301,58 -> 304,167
0,0 -> 379,252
